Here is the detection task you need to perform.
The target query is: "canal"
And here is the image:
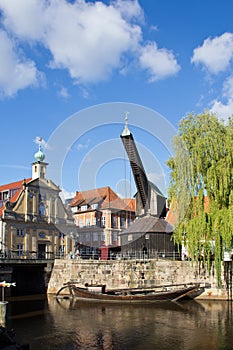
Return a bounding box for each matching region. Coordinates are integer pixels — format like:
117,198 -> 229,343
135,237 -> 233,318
5,295 -> 233,349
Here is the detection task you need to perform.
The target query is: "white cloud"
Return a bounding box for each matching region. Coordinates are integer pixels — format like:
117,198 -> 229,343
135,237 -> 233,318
44,0 -> 142,83
0,0 -> 46,41
0,30 -> 42,97
139,42 -> 181,82
60,188 -> 75,203
79,87 -> 90,99
77,139 -> 90,151
209,75 -> 233,120
222,75 -> 233,98
191,32 -> 233,74
58,86 -> 70,99
33,136 -> 49,149
0,0 -> 180,94
113,0 -> 144,22
210,99 -> 233,121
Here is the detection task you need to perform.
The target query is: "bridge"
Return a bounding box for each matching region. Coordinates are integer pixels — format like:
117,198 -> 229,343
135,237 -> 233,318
0,252 -> 55,296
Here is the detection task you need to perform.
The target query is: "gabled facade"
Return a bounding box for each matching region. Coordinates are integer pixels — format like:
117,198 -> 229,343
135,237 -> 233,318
70,186 -> 135,257
0,145 -> 76,259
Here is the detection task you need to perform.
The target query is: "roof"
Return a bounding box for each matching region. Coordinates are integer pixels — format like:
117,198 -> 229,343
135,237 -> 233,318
0,178 -> 31,192
70,186 -> 135,212
0,178 -> 32,216
120,214 -> 174,235
149,181 -> 165,197
123,198 -> 136,211
166,196 -> 210,227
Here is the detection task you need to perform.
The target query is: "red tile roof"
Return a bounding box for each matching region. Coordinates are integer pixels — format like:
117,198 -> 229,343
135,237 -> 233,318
166,196 -> 210,226
0,178 -> 31,192
70,186 -> 135,212
0,178 -> 31,216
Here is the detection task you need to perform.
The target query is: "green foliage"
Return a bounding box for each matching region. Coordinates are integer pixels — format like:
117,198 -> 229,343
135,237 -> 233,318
167,112 -> 233,285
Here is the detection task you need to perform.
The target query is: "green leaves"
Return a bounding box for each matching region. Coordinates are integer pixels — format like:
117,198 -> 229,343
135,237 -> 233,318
167,112 -> 233,284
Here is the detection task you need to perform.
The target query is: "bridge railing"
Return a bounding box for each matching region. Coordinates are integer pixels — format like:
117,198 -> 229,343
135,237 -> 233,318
0,250 -> 56,260
66,251 -> 181,261
0,250 -> 181,261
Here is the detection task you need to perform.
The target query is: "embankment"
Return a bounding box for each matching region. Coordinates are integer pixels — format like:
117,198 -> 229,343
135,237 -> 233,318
48,259 -> 232,300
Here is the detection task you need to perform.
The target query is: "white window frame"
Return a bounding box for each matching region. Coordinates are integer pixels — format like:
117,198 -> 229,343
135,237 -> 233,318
17,244 -> 24,256
17,228 -> 24,237
81,205 -> 88,211
101,216 -> 106,227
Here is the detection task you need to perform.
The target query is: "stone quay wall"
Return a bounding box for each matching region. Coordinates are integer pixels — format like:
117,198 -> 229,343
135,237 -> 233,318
47,258 -> 232,300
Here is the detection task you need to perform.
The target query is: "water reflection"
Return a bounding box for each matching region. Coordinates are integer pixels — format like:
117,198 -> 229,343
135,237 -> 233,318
6,295 -> 233,350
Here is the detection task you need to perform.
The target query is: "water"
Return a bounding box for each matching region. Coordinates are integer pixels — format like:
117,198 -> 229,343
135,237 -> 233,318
5,294 -> 233,349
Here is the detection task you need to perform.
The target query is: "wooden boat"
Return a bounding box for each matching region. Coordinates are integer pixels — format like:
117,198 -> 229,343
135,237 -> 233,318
56,282 -> 203,303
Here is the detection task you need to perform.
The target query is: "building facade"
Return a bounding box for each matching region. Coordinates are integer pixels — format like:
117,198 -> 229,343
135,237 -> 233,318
0,145 -> 76,259
70,187 -> 135,258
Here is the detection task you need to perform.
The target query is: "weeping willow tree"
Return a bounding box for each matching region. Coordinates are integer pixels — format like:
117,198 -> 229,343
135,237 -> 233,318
167,112 -> 233,285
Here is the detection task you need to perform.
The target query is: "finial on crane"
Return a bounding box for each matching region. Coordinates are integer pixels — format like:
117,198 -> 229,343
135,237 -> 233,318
121,112 -> 131,137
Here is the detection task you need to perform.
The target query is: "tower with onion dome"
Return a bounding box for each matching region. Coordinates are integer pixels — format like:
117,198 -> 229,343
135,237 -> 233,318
32,139 -> 48,180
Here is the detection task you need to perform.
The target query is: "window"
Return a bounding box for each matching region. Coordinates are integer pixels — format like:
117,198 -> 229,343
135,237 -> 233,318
2,191 -> 8,200
81,205 -> 88,211
101,233 -> 105,241
112,216 -> 117,228
39,231 -> 46,238
128,218 -> 132,226
17,229 -> 24,237
17,244 -> 24,256
101,216 -> 106,227
113,233 -> 118,241
71,206 -> 78,213
86,218 -> 91,226
120,217 -> 125,228
93,232 -> 98,241
79,219 -> 84,228
93,217 -> 97,226
91,203 -> 98,210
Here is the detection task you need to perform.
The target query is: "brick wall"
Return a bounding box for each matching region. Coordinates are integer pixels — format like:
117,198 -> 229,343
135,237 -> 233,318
48,259 -> 231,300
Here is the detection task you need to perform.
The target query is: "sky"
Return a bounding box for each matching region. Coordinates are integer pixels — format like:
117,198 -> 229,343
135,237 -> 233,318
1,0 -> 233,201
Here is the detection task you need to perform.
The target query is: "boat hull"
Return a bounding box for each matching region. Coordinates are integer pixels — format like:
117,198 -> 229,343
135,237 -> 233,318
57,283 -> 202,303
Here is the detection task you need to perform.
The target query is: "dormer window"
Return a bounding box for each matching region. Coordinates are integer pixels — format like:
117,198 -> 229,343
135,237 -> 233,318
71,206 -> 78,213
91,203 -> 98,210
1,191 -> 9,200
81,205 -> 88,211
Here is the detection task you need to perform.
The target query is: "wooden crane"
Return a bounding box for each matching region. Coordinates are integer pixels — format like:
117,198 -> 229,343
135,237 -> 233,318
120,115 -> 166,218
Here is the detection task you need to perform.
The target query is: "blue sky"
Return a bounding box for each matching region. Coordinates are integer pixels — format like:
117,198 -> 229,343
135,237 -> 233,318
1,0 -> 233,200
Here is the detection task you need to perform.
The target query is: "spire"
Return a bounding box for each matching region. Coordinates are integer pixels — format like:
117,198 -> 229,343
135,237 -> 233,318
34,137 -> 46,162
121,112 -> 131,137
32,137 -> 48,180
34,145 -> 45,162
